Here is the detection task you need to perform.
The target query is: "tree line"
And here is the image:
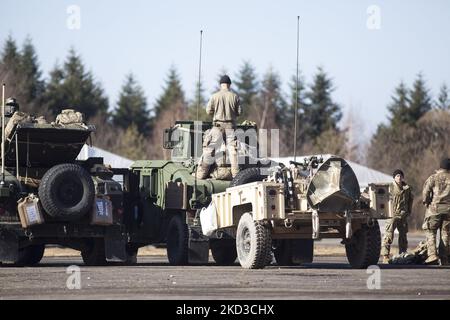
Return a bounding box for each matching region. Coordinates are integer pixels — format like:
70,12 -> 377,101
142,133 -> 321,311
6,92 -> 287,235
1,36 -> 449,228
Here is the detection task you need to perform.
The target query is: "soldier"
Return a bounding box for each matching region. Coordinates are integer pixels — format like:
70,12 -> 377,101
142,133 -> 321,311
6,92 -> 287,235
422,158 -> 450,265
381,169 -> 413,263
196,75 -> 242,179
5,97 -> 20,116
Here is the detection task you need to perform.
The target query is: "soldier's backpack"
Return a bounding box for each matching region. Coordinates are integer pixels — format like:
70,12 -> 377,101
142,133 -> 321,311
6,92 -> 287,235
55,109 -> 85,126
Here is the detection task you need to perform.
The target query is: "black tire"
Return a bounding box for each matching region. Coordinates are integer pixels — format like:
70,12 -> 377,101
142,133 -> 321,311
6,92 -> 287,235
273,239 -> 314,266
229,167 -> 267,188
81,239 -> 107,266
167,215 -> 189,266
16,244 -> 45,266
38,163 -> 95,220
210,239 -> 237,265
236,212 -> 272,269
345,220 -> 381,269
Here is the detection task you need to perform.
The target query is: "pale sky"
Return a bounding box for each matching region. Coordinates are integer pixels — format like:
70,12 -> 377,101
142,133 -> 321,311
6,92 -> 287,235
1,0 -> 449,138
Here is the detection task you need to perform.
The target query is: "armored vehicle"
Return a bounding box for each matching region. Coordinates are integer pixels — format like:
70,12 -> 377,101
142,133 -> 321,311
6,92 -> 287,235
207,156 -> 389,269
0,108 -> 129,266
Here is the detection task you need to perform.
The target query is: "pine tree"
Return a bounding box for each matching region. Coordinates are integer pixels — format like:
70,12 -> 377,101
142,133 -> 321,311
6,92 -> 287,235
43,48 -> 108,119
0,36 -> 45,115
1,35 -> 20,68
280,73 -> 308,154
187,80 -> 209,121
258,68 -> 285,129
234,61 -> 259,120
436,83 -> 450,110
305,67 -> 342,140
113,73 -> 150,135
18,37 -> 45,112
153,66 -> 186,119
407,73 -> 432,124
387,81 -> 410,127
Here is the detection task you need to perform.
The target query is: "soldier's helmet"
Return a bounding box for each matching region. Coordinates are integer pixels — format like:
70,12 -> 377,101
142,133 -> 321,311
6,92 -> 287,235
5,97 -> 19,117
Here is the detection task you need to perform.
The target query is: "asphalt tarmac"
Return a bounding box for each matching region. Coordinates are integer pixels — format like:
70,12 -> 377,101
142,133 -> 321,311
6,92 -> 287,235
1,254 -> 450,300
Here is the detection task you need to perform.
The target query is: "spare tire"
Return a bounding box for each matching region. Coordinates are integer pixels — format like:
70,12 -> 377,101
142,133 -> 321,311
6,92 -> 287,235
38,163 -> 95,220
229,167 -> 267,187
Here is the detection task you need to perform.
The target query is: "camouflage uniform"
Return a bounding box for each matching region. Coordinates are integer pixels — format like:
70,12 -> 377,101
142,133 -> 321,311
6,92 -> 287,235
196,88 -> 241,179
422,169 -> 450,264
381,181 -> 413,257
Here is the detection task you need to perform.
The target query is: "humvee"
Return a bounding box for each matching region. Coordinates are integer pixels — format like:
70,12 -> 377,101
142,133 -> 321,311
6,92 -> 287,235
0,110 -> 129,266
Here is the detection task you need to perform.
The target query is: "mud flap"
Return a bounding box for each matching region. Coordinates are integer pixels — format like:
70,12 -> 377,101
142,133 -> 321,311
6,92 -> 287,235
0,230 -> 19,263
291,239 -> 314,264
188,226 -> 209,264
104,229 -> 127,262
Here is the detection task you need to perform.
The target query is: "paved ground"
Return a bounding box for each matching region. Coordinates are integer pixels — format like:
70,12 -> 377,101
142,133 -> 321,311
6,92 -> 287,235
1,251 -> 450,300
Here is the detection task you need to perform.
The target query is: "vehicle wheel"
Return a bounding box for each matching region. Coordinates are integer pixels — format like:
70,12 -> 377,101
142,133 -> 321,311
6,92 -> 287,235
229,168 -> 267,187
345,220 -> 381,269
210,239 -> 237,265
273,239 -> 314,266
167,215 -> 189,266
38,163 -> 95,221
16,244 -> 45,266
81,239 -> 107,266
236,212 -> 272,269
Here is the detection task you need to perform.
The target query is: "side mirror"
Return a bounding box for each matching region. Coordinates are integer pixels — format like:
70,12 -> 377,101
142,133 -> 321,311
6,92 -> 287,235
163,128 -> 175,149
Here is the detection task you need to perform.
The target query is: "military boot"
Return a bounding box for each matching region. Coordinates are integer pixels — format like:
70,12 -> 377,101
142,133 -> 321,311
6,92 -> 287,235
382,255 -> 390,264
425,230 -> 439,265
425,254 -> 439,265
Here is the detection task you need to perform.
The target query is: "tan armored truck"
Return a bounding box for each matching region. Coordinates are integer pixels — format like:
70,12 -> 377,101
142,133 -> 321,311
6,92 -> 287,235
201,156 -> 392,269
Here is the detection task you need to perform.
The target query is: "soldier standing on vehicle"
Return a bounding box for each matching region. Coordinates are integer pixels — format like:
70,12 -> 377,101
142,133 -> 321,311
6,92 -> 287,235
196,75 -> 241,179
381,169 -> 413,263
422,158 -> 450,265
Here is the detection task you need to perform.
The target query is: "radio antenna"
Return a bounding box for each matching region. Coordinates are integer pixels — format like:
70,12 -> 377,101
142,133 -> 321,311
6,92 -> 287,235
293,16 -> 300,162
1,83 -> 5,184
193,30 -> 203,210
196,30 -> 203,121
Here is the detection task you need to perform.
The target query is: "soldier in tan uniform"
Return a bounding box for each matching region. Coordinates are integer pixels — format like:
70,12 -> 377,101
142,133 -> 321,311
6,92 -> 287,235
381,169 -> 413,263
196,75 -> 241,179
422,158 -> 450,265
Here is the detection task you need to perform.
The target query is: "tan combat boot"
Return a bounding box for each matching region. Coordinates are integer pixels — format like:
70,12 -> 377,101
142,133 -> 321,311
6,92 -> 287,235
382,255 -> 390,264
425,254 -> 439,265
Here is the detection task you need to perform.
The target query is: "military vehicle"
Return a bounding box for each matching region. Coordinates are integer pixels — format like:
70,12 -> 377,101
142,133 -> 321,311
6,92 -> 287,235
208,156 -> 389,269
0,102 -> 130,266
118,121 -> 389,268
0,98 -> 388,269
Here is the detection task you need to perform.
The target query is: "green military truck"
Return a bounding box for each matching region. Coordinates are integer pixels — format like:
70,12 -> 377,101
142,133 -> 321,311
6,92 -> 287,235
0,107 -> 130,266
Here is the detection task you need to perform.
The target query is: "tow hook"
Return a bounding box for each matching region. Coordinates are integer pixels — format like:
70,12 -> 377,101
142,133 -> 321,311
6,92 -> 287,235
284,219 -> 293,228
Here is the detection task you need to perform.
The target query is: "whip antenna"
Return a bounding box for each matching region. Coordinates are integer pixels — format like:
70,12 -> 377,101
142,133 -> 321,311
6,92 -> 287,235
293,16 -> 300,162
197,30 -> 203,121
